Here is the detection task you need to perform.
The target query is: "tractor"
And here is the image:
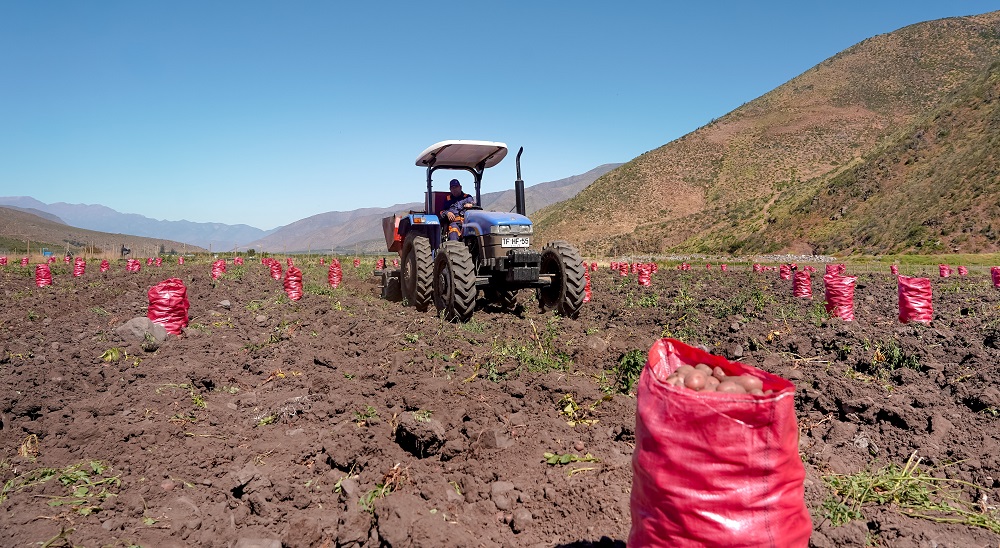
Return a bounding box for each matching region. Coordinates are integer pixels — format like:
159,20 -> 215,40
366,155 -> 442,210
378,140 -> 585,322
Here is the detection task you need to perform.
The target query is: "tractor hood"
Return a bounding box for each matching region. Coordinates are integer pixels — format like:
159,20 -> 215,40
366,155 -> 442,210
463,211 -> 532,236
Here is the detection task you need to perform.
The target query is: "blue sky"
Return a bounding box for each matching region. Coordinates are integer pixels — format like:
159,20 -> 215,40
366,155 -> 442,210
2,2 -> 998,230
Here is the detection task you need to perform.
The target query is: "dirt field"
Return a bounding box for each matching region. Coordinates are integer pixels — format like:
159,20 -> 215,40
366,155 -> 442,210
1,257 -> 999,547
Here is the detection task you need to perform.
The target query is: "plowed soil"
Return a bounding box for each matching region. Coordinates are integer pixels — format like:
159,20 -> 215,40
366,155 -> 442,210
2,258 -> 999,547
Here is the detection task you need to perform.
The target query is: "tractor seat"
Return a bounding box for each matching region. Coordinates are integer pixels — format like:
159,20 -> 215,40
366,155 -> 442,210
430,191 -> 451,216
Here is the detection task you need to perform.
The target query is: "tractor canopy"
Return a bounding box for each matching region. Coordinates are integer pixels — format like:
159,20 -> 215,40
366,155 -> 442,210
416,140 -> 508,170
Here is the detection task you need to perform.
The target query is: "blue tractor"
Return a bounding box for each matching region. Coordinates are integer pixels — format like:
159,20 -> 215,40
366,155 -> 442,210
379,140 -> 585,322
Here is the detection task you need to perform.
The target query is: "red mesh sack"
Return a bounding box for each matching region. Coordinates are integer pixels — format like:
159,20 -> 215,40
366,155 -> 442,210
353,258 -> 361,268
720,264 -> 727,272
64,255 -> 71,264
898,276 -> 933,324
21,257 -> 29,267
211,259 -> 226,280
939,264 -> 951,278
0,256 -> 7,266
824,274 -> 856,321
328,262 -> 343,288
752,263 -> 762,272
147,278 -> 190,335
583,269 -> 592,303
155,257 -> 163,267
393,258 -> 399,267
793,271 -> 812,298
992,267 -> 1000,288
178,256 -> 185,265
377,257 -> 386,270
619,264 -> 628,277
269,262 -> 283,280
779,264 -> 791,280
890,265 -> 899,275
825,264 -> 846,276
286,257 -> 293,267
35,264 -> 52,287
630,339 -> 810,547
637,265 -> 652,287
234,256 -> 244,266
319,257 -> 325,265
48,256 -> 56,264
146,257 -> 153,266
650,263 -> 658,274
706,263 -> 712,270
100,259 -> 110,273
958,266 -> 968,277
284,266 -> 303,301
591,261 -> 597,271
73,259 -> 85,277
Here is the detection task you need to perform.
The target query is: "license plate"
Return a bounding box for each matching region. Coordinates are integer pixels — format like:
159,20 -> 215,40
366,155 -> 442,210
502,237 -> 530,248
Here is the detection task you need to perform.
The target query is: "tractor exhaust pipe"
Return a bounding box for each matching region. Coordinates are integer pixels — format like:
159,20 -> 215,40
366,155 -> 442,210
514,147 -> 526,216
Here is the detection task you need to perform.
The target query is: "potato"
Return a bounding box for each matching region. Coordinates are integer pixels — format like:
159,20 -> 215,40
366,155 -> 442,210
734,375 -> 763,392
694,363 -> 713,375
705,376 -> 721,389
712,366 -> 727,381
716,381 -> 747,394
684,370 -> 707,390
675,365 -> 694,378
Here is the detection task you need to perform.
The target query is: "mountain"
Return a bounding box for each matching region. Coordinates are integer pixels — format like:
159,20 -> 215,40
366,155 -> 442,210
533,11 -> 1000,256
0,197 -> 276,251
0,207 -> 207,256
244,163 -> 621,253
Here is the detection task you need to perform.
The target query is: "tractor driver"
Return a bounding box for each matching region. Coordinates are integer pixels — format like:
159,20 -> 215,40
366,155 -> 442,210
440,178 -> 475,241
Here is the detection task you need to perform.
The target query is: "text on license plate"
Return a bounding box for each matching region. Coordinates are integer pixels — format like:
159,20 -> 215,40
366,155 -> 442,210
502,237 -> 530,248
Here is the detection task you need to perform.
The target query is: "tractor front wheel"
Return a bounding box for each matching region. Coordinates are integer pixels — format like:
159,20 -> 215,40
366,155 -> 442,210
433,241 -> 477,322
537,240 -> 585,318
401,234 -> 433,311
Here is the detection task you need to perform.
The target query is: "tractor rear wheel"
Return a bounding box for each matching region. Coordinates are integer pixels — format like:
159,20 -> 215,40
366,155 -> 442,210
401,234 -> 433,311
537,240 -> 585,318
433,241 -> 476,322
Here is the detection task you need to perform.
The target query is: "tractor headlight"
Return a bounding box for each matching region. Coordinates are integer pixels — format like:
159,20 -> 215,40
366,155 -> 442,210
492,224 -> 533,235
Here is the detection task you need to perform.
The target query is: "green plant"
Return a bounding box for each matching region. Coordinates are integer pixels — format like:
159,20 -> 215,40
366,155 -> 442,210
542,452 -> 600,465
0,461 -> 121,515
256,414 -> 277,427
26,310 -> 39,322
459,318 -> 486,334
358,464 -> 407,513
858,338 -> 920,381
354,405 -> 378,426
403,333 -> 419,344
90,306 -> 110,317
822,452 -> 1000,533
614,349 -> 646,394
101,347 -> 125,363
412,409 -> 432,422
809,300 -> 831,326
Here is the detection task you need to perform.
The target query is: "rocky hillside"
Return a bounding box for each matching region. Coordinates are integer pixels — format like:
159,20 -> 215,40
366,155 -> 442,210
534,11 -> 1000,256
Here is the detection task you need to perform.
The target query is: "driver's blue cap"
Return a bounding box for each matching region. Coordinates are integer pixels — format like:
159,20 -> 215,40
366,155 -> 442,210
450,179 -> 461,187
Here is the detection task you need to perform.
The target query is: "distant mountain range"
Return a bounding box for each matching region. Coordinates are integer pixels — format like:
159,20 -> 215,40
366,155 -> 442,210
0,197 -> 275,251
245,163 -> 621,253
0,163 -> 620,253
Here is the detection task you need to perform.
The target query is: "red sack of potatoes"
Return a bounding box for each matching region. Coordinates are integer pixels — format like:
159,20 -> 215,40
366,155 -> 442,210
793,270 -> 812,298
898,275 -> 932,323
284,266 -> 303,301
211,259 -> 226,280
957,266 -> 968,277
590,261 -> 597,271
21,257 -> 29,266
890,265 -> 899,275
178,256 -> 185,265
353,258 -> 361,268
319,257 -> 325,265
35,264 -> 52,287
100,259 -> 110,273
73,258 -> 85,277
753,263 -> 762,272
939,264 -> 951,278
779,264 -> 791,280
992,266 -> 1000,288
0,256 -> 6,266
824,274 -> 857,321
234,256 -> 244,266
269,262 -> 283,280
720,264 -> 727,272
328,261 -> 343,288
630,339 -> 811,547
147,278 -> 189,335
583,269 -> 592,303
